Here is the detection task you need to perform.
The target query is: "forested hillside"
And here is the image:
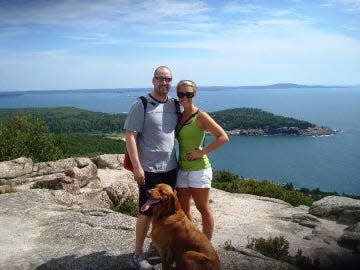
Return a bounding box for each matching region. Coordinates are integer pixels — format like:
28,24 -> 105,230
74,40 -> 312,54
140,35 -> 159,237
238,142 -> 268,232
0,115 -> 126,162
0,107 -> 127,133
210,108 -> 314,130
0,107 -> 315,134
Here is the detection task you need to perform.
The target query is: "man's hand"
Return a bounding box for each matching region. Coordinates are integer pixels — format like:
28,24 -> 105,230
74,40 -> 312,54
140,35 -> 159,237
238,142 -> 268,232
133,166 -> 145,185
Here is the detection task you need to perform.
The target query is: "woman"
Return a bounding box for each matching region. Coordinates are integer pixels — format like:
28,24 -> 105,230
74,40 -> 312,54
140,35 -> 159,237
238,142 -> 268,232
176,79 -> 229,240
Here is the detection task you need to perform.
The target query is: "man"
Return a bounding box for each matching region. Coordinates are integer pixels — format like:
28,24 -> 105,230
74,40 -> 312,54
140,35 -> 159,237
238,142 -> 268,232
124,66 -> 179,270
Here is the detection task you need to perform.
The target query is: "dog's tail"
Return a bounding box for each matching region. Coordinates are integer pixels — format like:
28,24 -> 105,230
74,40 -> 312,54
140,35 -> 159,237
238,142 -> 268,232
178,251 -> 221,270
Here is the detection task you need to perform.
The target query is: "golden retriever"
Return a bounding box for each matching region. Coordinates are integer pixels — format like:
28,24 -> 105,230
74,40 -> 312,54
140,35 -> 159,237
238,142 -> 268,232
141,183 -> 221,270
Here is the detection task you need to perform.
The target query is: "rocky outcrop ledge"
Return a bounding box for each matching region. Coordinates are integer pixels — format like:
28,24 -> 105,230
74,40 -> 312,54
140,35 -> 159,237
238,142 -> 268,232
227,126 -> 335,136
0,155 -> 359,270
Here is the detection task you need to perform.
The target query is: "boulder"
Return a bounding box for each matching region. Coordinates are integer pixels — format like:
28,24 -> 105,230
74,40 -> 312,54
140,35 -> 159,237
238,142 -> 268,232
32,158 -> 77,176
279,213 -> 320,228
0,157 -> 33,179
92,154 -> 124,169
216,248 -> 299,270
309,196 -> 360,225
0,184 -> 11,194
0,189 -> 137,270
104,178 -> 138,207
338,222 -> 360,252
1,157 -> 99,194
12,172 -> 66,189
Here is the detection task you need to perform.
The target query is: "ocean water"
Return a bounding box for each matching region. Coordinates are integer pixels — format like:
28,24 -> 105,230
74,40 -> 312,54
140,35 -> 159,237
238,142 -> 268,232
1,86 -> 359,195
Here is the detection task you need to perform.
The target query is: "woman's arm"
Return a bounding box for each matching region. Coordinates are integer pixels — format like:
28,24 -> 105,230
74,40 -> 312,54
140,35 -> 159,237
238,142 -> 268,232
198,111 -> 229,154
187,111 -> 229,160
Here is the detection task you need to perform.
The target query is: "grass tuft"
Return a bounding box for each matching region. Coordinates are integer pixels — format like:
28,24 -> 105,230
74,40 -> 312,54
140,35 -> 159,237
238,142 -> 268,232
112,195 -> 139,217
247,235 -> 289,260
213,170 -> 313,206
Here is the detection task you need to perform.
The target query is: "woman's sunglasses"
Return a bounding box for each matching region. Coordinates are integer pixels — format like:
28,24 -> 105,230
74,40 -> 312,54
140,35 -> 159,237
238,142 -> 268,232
177,92 -> 195,98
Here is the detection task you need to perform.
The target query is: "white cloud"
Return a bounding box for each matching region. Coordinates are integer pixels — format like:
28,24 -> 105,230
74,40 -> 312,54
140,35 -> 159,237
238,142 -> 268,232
0,0 -> 359,90
324,0 -> 360,12
0,0 -> 210,29
65,33 -> 128,45
221,2 -> 261,13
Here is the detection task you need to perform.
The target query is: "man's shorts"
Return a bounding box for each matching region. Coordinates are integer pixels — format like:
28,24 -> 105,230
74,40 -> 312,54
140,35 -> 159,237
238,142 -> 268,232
138,168 -> 177,216
176,167 -> 212,189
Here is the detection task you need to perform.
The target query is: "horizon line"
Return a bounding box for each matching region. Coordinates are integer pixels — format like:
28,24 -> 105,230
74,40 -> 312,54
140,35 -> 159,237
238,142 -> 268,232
0,83 -> 359,93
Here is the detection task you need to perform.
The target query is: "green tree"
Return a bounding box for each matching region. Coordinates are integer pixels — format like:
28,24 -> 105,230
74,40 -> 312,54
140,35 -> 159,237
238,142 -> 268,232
0,115 -> 65,162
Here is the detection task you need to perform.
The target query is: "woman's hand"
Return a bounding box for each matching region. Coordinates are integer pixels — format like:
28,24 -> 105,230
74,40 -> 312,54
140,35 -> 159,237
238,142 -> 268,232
187,148 -> 205,160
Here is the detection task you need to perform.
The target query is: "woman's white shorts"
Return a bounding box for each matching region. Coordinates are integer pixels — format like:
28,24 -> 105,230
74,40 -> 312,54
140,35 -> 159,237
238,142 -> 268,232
176,167 -> 213,188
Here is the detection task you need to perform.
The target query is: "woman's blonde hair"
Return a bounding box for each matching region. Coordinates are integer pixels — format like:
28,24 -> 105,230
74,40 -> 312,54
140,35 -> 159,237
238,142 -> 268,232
176,80 -> 197,93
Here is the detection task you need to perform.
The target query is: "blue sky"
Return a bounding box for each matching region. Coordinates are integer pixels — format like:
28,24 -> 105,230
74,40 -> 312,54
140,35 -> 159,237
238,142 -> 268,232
0,0 -> 359,91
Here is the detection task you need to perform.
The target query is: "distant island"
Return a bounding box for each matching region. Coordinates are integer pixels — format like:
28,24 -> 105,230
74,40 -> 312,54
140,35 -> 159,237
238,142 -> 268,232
210,108 -> 334,136
194,83 -> 350,91
0,107 -> 335,136
0,83 -> 354,95
214,83 -> 348,89
265,83 -> 339,89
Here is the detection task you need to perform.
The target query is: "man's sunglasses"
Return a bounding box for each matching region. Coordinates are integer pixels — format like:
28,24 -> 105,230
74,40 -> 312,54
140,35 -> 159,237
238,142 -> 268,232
177,92 -> 195,99
155,76 -> 172,83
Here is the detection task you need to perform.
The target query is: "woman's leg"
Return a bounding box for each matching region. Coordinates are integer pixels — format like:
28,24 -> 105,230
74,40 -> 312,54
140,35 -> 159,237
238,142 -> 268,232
191,188 -> 214,240
176,187 -> 193,221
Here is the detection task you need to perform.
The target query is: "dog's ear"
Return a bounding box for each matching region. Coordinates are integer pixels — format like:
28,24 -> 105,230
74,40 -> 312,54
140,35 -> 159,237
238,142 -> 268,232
167,195 -> 174,214
171,192 -> 181,211
165,192 -> 180,214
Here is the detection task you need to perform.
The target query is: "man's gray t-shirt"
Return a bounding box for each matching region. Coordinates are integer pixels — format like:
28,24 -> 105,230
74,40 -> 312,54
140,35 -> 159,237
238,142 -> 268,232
123,94 -> 178,172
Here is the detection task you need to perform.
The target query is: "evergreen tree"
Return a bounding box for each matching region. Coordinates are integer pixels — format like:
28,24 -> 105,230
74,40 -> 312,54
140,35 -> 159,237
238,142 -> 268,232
0,115 -> 66,162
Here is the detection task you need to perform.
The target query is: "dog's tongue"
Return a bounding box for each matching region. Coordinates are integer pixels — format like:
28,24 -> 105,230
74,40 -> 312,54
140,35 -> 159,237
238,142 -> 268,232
141,199 -> 160,212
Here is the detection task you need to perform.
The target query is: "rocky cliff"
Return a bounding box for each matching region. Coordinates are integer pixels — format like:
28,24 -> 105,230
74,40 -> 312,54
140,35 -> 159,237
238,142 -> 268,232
226,126 -> 335,136
0,155 -> 359,270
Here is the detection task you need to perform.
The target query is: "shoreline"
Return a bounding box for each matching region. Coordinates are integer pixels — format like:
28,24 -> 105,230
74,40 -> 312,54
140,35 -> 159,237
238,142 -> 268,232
226,126 -> 335,136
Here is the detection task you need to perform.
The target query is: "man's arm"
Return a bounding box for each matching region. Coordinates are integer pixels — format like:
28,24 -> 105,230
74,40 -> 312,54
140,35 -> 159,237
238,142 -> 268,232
125,130 -> 145,185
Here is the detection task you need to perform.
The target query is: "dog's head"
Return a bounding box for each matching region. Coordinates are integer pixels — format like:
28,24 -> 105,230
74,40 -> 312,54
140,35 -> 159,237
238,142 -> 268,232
141,183 -> 181,219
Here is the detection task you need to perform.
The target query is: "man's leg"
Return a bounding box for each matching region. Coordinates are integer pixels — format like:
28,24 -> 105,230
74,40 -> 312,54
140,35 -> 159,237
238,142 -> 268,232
134,214 -> 152,255
130,214 -> 154,269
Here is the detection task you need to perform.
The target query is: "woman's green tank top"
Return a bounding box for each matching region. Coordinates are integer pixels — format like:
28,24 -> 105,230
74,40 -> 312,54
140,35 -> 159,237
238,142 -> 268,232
177,112 -> 211,171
